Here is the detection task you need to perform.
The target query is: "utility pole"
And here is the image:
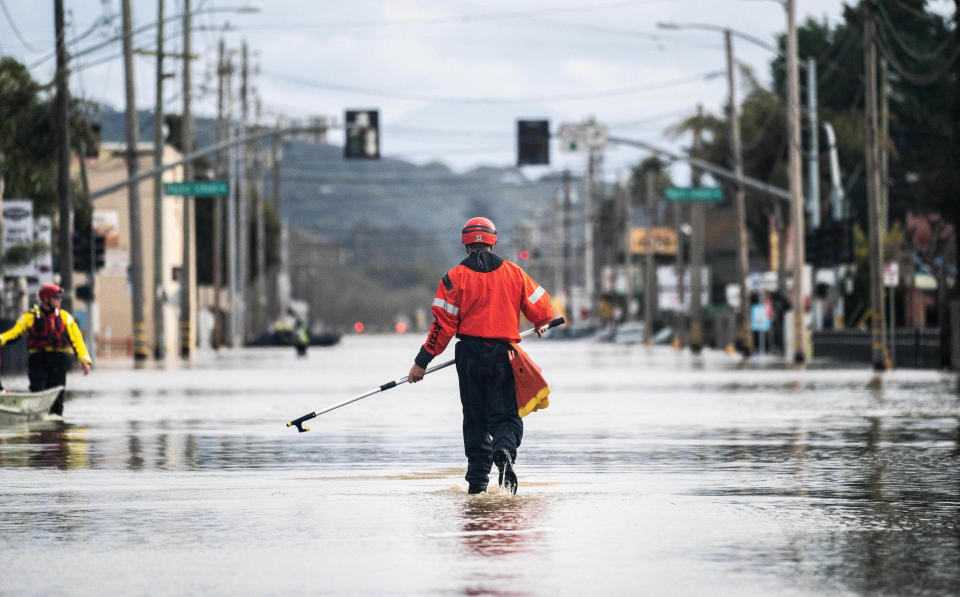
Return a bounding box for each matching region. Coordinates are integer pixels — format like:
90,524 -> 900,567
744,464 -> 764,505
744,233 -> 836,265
563,169 -> 573,319
271,132 -> 290,320
672,199 -> 685,344
121,0 -> 148,361
880,57 -> 889,233
726,29 -> 752,358
254,98 -> 267,335
786,0 -> 807,364
179,0 -> 194,359
54,0 -> 72,309
863,0 -> 889,370
212,38 -> 226,350
225,53 -> 238,347
238,41 -> 250,343
807,57 -> 823,333
622,179 -> 634,322
643,168 -> 655,345
689,105 -> 705,353
152,0 -> 166,359
807,57 -> 821,230
585,149 -> 597,321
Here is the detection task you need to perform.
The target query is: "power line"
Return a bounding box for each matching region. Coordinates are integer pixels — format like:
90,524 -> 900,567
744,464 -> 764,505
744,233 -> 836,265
240,0 -> 649,31
874,18 -> 960,86
260,69 -> 724,103
882,0 -> 951,22
0,0 -> 44,53
876,0 -> 955,63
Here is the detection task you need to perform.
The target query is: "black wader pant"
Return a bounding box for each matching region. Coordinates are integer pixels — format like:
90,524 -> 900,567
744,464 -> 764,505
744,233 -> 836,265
28,351 -> 70,415
455,338 -> 522,487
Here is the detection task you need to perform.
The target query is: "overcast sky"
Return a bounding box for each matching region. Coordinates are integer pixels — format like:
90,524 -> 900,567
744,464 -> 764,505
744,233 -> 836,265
1,0 -> 955,181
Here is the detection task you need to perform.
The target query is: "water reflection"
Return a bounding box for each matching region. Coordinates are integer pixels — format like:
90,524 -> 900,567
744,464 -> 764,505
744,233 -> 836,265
0,424 -> 90,469
458,495 -> 545,558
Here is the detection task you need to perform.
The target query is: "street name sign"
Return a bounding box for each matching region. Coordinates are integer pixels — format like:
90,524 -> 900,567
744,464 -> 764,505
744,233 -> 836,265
664,186 -> 723,202
164,181 -> 229,196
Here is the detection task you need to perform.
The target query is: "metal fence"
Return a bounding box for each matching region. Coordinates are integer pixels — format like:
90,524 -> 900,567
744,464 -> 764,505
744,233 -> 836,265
813,328 -> 942,369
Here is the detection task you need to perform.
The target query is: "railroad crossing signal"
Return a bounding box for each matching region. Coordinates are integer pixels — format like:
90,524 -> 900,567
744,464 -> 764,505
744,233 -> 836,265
344,109 -> 380,159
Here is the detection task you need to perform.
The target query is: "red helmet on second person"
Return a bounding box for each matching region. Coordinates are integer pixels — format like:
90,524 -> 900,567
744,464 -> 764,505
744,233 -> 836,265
39,284 -> 62,300
461,217 -> 497,246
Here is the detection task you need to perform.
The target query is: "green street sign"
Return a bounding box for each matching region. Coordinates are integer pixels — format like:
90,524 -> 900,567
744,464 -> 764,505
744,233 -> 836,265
164,180 -> 229,196
664,186 -> 723,202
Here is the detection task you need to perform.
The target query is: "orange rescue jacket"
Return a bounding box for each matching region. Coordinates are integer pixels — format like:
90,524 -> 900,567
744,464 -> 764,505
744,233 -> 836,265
415,249 -> 554,368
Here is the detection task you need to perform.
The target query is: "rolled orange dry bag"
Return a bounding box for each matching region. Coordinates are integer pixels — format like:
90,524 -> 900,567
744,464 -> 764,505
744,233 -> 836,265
508,343 -> 550,417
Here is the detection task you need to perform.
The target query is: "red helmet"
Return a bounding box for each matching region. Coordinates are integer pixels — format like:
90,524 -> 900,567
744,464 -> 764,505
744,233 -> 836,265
461,217 -> 497,246
39,284 -> 62,300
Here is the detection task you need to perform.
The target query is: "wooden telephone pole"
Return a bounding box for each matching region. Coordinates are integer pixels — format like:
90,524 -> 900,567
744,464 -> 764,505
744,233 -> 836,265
863,0 -> 890,370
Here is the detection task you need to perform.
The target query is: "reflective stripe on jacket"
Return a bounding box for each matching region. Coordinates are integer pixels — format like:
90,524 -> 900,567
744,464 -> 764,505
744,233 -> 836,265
0,307 -> 93,363
416,249 -> 553,367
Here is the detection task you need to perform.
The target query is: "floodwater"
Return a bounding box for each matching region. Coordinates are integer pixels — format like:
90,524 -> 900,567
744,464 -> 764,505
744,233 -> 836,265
1,335 -> 958,596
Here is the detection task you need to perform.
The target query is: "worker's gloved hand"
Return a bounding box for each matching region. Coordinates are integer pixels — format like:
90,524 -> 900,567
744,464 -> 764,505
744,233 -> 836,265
408,364 -> 426,383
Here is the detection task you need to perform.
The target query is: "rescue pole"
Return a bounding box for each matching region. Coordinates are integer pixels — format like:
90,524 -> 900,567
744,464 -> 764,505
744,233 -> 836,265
286,317 -> 565,432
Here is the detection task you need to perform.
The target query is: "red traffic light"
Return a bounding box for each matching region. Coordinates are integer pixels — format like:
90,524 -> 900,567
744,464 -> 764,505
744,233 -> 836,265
518,249 -> 530,261
353,321 -> 365,333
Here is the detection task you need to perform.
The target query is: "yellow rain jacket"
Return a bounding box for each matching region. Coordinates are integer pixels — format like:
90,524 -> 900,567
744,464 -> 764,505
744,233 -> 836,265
0,306 -> 92,364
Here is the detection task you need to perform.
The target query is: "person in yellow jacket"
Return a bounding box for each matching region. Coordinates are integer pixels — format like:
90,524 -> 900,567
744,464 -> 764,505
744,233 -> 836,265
0,284 -> 92,415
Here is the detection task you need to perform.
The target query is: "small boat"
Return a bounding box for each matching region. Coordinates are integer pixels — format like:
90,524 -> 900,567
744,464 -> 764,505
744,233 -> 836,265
0,386 -> 64,425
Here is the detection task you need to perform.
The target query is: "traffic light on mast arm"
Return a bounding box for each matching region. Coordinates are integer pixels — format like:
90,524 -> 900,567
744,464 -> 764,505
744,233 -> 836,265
94,233 -> 105,269
517,119 -> 550,166
72,232 -> 90,271
344,109 -> 380,159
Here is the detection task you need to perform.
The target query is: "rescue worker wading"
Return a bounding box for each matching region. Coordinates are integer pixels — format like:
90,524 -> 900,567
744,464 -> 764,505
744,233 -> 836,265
0,284 -> 92,415
408,217 -> 554,495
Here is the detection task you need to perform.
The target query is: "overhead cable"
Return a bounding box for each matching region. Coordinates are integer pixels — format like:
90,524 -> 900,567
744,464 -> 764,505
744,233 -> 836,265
260,69 -> 724,103
0,0 -> 44,53
874,22 -> 960,86
876,0 -> 955,63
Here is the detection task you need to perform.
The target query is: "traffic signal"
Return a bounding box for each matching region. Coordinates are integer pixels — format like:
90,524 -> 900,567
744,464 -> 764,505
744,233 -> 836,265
833,219 -> 853,264
94,234 -> 105,269
517,119 -> 550,166
344,109 -> 379,159
804,228 -> 819,267
75,284 -> 93,302
72,232 -> 90,271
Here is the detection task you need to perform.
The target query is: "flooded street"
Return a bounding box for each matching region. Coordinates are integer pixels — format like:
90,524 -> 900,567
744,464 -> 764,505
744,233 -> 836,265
1,335 -> 959,595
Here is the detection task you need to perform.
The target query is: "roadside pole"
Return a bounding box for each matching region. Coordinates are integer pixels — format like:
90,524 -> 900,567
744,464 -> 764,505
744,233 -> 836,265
238,41 -> 250,344
863,0 -> 890,370
213,38 -> 227,350
152,0 -> 166,359
121,0 -> 148,361
179,0 -> 194,358
643,169 -> 655,345
585,149 -> 597,320
786,0 -> 807,365
54,0 -> 73,309
689,105 -> 705,353
725,29 -> 752,357
563,170 -> 573,320
622,180 -> 634,322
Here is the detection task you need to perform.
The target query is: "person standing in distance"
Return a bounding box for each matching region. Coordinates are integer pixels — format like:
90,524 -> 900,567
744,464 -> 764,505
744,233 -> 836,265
408,217 -> 554,495
0,284 -> 92,415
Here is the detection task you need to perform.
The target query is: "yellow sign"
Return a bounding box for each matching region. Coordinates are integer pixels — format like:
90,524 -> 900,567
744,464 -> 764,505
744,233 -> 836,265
630,227 -> 678,255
